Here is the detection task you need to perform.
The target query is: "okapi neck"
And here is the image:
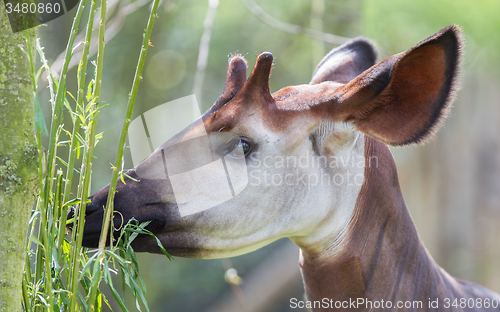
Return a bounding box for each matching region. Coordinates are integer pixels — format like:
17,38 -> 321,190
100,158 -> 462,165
299,137 -> 459,307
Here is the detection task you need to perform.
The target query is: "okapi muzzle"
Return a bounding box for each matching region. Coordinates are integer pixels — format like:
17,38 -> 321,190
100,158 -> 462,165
74,127 -> 250,250
74,25 -> 500,311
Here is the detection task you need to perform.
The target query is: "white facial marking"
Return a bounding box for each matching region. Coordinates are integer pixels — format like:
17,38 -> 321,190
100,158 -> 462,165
289,122 -> 365,258
156,119 -> 365,260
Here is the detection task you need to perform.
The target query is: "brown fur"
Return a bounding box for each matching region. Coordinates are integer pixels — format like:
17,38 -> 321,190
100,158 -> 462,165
206,26 -> 462,145
300,137 -> 499,311
204,54 -> 248,116
342,26 -> 463,145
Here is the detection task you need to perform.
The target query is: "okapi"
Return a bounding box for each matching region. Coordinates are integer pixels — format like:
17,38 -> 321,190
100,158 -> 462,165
79,25 -> 500,311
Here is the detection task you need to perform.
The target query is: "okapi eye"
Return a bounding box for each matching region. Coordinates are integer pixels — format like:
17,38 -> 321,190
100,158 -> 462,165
218,137 -> 253,159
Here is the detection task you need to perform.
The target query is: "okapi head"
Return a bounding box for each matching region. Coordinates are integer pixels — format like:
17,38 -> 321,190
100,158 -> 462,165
81,26 -> 461,261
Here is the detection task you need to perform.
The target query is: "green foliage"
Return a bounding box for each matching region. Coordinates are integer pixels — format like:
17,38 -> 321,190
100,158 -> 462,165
34,97 -> 49,136
22,0 -> 169,311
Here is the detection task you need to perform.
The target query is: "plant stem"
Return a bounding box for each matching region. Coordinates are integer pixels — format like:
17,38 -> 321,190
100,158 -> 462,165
88,0 -> 161,308
77,0 -> 109,308
192,0 -> 219,105
65,0 -> 98,307
240,0 -> 350,45
34,0 -> 87,310
43,0 -> 87,207
62,0 -> 98,238
98,0 -> 161,251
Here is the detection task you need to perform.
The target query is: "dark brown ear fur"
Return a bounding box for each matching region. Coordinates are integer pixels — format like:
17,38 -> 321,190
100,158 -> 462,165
338,25 -> 463,145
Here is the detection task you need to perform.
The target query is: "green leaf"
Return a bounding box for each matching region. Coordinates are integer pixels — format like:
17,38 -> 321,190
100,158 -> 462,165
120,172 -> 126,185
97,293 -> 102,312
34,66 -> 44,86
55,157 -> 81,174
65,92 -> 76,114
77,289 -> 89,312
104,250 -> 130,268
63,197 -> 90,209
59,288 -> 71,309
153,235 -> 173,260
62,240 -> 71,263
34,96 -> 49,136
102,293 -> 113,311
80,274 -> 92,293
29,235 -> 44,248
122,172 -> 140,182
75,133 -> 86,146
66,90 -> 77,104
86,80 -> 95,103
108,281 -> 129,312
78,252 -> 99,281
28,209 -> 40,225
129,276 -> 149,312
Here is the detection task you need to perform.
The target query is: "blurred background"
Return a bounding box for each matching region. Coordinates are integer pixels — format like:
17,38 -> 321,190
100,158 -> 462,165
37,0 -> 500,311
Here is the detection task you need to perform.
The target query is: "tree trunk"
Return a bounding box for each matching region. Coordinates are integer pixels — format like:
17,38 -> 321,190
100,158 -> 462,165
0,2 -> 38,311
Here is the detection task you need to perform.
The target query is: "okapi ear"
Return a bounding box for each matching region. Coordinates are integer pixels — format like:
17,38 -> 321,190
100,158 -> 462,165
310,37 -> 378,85
337,25 -> 462,145
205,54 -> 248,116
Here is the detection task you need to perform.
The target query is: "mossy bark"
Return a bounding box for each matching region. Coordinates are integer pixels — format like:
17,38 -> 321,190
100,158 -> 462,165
0,1 -> 38,311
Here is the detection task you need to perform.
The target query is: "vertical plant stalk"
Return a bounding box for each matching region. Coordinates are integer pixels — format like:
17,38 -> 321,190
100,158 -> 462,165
69,0 -> 106,308
33,0 -> 87,310
84,1 -> 161,309
98,0 -> 161,252
239,0 -> 350,45
61,0 -> 98,242
93,0 -> 107,99
81,0 -> 108,308
192,0 -> 219,108
65,0 -> 98,306
32,40 -> 49,312
23,0 -> 165,310
43,0 -> 87,201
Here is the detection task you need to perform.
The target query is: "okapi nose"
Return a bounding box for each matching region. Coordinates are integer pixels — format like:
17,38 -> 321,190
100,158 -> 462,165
84,195 -> 102,214
66,195 -> 104,231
